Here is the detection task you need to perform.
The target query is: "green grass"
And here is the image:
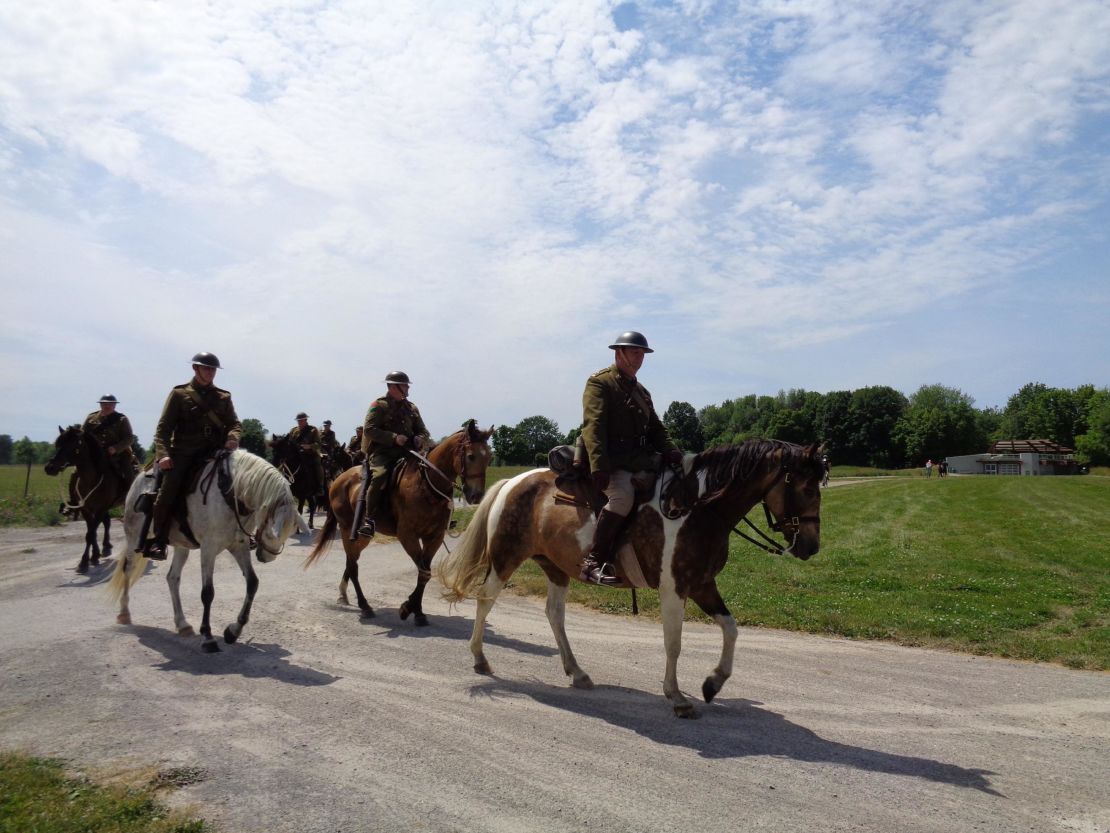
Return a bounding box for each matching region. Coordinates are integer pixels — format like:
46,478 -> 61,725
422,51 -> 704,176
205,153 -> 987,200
0,464 -> 67,527
828,465 -> 918,478
0,751 -> 211,833
473,475 -> 1109,670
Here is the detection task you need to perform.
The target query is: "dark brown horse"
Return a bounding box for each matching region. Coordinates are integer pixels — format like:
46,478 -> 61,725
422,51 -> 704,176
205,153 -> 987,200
306,420 -> 494,626
269,433 -> 327,529
43,424 -> 132,573
436,439 -> 824,717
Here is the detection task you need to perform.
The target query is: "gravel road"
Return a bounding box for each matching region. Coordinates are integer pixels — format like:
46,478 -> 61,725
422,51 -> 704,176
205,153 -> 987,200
1,522 -> 1107,833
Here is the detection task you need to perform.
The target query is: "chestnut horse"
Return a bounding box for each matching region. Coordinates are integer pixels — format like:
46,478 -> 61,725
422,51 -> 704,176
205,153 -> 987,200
305,420 -> 494,626
436,439 -> 824,717
44,424 -> 131,573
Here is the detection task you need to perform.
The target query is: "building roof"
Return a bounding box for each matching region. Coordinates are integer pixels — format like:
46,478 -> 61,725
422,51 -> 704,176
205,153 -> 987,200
989,439 -> 1074,454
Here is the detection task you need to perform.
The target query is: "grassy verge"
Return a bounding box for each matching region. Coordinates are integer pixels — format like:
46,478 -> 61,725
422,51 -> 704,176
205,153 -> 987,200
0,464 -> 67,527
0,750 -> 211,833
463,474 -> 1109,670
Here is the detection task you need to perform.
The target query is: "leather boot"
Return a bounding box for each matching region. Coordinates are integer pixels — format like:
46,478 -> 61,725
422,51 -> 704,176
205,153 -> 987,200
579,509 -> 624,586
144,504 -> 171,560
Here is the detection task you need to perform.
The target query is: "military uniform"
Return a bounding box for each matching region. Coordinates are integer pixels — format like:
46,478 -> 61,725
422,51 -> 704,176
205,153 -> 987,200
320,425 -> 337,454
82,408 -> 138,484
347,430 -> 365,465
581,364 -> 676,517
359,395 -> 430,525
151,379 -> 242,539
289,421 -> 327,491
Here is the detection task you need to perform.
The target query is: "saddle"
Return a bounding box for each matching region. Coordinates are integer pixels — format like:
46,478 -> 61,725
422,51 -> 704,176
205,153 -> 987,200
133,451 -> 249,548
547,443 -> 660,514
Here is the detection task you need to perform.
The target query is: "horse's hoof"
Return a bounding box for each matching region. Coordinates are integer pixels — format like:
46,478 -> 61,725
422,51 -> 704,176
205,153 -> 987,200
702,679 -> 720,703
178,626 -> 196,637
414,613 -> 429,627
572,674 -> 594,690
337,595 -> 349,606
223,626 -> 239,644
76,563 -> 89,575
202,641 -> 221,654
90,557 -> 100,567
116,613 -> 131,625
474,659 -> 493,675
399,601 -> 411,620
103,545 -> 113,556
359,607 -> 376,619
674,703 -> 699,719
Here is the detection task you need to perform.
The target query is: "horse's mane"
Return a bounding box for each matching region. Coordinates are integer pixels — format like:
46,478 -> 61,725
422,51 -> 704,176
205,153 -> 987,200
230,450 -> 293,512
695,439 -> 818,498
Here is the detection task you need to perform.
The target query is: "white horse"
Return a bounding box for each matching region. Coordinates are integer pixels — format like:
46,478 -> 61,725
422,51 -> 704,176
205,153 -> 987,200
109,450 -> 306,653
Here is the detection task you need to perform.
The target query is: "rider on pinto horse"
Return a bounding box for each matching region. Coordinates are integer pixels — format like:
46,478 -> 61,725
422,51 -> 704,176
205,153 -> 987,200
144,352 -> 241,560
351,371 -> 430,541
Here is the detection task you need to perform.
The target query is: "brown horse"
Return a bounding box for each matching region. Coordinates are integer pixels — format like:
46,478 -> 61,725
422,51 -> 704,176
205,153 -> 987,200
306,419 -> 494,626
44,424 -> 132,574
436,439 -> 824,717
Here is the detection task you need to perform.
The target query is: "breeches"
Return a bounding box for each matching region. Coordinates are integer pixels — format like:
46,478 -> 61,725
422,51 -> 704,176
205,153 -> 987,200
602,470 -> 636,517
153,452 -> 206,515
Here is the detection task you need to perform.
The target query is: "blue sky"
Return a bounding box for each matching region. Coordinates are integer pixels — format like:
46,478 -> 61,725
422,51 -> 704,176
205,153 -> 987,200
2,0 -> 1108,445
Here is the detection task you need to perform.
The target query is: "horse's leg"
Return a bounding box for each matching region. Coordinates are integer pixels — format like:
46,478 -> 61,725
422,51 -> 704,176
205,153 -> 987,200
338,562 -> 352,605
306,496 -> 315,530
343,547 -> 374,618
115,553 -> 133,625
224,544 -> 258,645
166,547 -> 194,636
544,576 -> 593,689
660,585 -> 696,718
470,571 -> 506,675
77,513 -> 95,573
397,533 -> 436,627
198,548 -> 220,653
100,513 -> 112,558
689,582 -> 737,704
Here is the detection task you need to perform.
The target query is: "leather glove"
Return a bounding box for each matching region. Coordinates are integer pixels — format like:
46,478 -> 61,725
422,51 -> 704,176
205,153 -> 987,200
591,470 -> 610,492
664,449 -> 684,466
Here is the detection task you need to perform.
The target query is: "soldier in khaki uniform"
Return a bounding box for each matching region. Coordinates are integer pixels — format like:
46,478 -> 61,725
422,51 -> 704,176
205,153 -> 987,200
579,331 -> 681,585
346,426 -> 365,465
289,412 -> 327,494
320,420 -> 337,455
82,394 -> 138,486
352,371 -> 430,539
146,352 -> 242,560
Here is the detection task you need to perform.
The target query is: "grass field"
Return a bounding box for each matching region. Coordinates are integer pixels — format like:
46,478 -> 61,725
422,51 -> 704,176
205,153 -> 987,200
0,463 -> 68,527
0,751 -> 210,833
467,473 -> 1109,670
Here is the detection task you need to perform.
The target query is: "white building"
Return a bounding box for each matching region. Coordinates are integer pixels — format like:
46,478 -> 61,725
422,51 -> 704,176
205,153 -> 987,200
945,440 -> 1078,476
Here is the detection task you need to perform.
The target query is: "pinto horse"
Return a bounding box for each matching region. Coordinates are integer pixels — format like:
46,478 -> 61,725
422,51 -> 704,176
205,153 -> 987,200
43,425 -> 131,573
269,433 -> 327,529
436,439 -> 824,717
108,450 -> 305,653
305,420 -> 493,626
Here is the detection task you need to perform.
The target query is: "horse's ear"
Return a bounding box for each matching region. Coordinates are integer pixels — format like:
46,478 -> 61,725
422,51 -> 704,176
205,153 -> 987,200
58,425 -> 64,434
483,425 -> 495,439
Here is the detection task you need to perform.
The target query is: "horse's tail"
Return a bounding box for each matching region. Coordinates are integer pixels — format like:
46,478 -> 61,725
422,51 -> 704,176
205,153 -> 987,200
106,549 -> 147,603
303,510 -> 337,568
435,477 -> 508,604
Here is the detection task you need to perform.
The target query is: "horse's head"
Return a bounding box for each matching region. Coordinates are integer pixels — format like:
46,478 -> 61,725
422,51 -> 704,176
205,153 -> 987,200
44,425 -> 83,476
760,442 -> 824,560
456,420 -> 495,504
268,433 -> 293,462
255,499 -> 302,563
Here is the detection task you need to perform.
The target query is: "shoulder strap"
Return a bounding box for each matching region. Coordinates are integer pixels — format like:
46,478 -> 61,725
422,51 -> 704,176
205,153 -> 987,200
627,383 -> 654,420
185,387 -> 227,432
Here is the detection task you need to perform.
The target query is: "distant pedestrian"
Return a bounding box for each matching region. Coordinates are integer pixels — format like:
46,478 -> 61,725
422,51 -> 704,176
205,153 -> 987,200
821,454 -> 830,487
925,459 -> 933,478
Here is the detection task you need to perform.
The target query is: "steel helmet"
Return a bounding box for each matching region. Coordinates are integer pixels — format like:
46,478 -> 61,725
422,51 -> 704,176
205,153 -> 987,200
608,331 -> 653,353
191,352 -> 222,369
295,412 -> 308,420
383,371 -> 412,386
97,394 -> 119,404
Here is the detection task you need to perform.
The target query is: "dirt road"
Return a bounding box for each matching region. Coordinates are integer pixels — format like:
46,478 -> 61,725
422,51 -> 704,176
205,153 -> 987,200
1,523 -> 1107,833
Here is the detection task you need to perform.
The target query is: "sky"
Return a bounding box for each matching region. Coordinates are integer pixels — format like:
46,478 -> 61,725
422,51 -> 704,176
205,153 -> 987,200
2,0 -> 1109,446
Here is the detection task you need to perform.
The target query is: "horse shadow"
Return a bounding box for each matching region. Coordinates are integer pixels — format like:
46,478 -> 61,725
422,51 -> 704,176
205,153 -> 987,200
126,624 -> 339,687
336,604 -> 559,659
60,557 -> 158,589
467,677 -> 1001,796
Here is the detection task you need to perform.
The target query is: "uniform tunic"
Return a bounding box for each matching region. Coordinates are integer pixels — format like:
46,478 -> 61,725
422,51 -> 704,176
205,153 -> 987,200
359,396 -> 430,519
289,423 -> 325,486
79,409 -> 137,490
152,379 -> 242,524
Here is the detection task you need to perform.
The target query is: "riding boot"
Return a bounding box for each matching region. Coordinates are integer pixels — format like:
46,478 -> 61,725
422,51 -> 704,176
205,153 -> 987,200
357,472 -> 387,539
144,505 -> 171,561
579,509 -> 624,587
350,466 -> 374,541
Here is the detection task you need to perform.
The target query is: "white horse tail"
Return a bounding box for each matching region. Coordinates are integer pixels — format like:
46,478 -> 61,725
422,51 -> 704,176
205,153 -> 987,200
106,550 -> 147,603
436,477 -> 509,604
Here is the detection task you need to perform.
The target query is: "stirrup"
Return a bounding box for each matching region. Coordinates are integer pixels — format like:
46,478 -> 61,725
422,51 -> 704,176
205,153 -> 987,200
580,556 -> 620,587
357,518 -> 376,539
143,541 -> 168,561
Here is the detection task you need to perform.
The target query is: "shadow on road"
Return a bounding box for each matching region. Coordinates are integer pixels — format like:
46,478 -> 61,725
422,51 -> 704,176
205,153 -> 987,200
123,624 -> 339,687
343,607 -> 560,659
468,677 -> 1002,795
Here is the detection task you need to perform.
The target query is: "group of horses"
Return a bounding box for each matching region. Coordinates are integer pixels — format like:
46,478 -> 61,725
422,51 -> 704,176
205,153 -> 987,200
44,418 -> 823,716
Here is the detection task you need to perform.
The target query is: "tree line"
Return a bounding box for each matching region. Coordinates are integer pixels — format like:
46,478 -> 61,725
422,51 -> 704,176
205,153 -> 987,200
4,381 -> 1107,469
488,382 -> 1110,468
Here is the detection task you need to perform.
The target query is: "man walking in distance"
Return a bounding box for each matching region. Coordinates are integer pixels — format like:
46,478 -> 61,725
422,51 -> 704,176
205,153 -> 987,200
289,412 -> 327,494
579,331 -> 681,586
351,371 -> 430,540
145,352 -> 241,560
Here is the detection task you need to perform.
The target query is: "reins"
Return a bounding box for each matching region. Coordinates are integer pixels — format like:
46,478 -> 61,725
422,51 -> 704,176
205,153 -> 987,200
200,451 -> 286,557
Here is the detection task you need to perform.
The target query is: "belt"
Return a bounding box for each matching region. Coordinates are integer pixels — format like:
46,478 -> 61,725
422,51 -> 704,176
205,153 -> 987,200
609,435 -> 648,452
